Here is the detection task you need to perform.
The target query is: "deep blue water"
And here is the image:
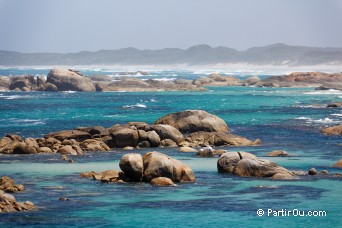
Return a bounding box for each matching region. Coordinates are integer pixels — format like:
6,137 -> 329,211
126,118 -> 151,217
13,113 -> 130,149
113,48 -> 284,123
0,69 -> 342,227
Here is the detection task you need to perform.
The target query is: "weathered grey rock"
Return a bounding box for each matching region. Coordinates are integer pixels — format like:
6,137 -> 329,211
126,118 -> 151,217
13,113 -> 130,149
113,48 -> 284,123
154,110 -> 229,133
119,153 -> 143,181
47,68 -> 96,92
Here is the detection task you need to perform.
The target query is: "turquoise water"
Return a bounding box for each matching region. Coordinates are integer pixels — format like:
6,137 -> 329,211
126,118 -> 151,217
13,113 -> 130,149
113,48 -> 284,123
0,69 -> 342,227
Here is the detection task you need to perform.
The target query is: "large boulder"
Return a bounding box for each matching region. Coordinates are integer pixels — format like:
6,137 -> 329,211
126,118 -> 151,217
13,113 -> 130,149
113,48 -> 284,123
217,152 -> 296,179
0,134 -> 22,154
154,110 -> 229,133
243,76 -> 261,86
109,127 -> 139,148
150,124 -> 184,144
119,153 -> 143,181
143,152 -> 196,182
47,68 -> 96,92
0,76 -> 11,89
12,142 -> 37,154
217,152 -> 257,173
9,75 -> 36,91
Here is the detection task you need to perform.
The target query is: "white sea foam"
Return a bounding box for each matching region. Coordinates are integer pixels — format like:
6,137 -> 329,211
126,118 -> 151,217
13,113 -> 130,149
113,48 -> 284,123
331,114 -> 342,117
141,78 -> 176,82
0,95 -> 33,100
294,116 -> 337,124
122,103 -> 147,109
150,98 -> 157,102
292,104 -> 324,108
303,89 -> 342,95
8,118 -> 46,126
62,91 -> 77,93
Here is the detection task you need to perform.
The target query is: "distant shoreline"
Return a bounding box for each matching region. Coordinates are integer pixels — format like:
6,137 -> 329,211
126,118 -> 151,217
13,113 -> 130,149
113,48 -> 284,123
1,63 -> 341,75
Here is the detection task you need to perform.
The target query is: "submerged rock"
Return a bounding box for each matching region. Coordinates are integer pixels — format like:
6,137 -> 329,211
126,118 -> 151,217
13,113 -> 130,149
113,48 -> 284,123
321,125 -> 342,135
333,159 -> 342,168
266,150 -> 289,157
151,177 -> 176,186
308,168 -> 318,175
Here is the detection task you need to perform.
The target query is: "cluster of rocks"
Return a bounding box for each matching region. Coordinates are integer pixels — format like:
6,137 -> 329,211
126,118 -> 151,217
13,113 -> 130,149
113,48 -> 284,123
217,151 -> 297,179
2,69 -> 341,92
191,72 -> 342,90
81,151 -> 195,186
0,110 -> 260,155
0,68 -> 204,92
0,176 -> 35,213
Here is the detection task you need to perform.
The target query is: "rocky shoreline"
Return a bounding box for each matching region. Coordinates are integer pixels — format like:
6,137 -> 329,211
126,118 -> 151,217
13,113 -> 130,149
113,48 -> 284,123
0,110 -> 260,156
1,69 -> 342,92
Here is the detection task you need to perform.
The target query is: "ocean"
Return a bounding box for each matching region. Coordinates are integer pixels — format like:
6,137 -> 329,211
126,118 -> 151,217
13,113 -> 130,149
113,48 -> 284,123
0,68 -> 341,227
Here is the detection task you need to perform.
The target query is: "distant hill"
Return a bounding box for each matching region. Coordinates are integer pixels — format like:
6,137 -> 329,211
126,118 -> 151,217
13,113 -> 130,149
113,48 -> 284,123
1,43 -> 342,66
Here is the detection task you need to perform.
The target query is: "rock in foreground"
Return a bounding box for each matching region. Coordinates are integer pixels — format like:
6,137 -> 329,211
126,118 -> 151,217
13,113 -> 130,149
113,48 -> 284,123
0,176 -> 35,213
81,152 -> 196,185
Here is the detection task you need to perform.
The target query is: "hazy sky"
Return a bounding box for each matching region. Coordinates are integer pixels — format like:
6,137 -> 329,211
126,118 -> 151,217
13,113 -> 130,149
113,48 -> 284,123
1,0 -> 342,53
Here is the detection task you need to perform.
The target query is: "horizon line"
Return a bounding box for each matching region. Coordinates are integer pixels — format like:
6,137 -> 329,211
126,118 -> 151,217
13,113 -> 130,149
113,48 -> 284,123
1,43 -> 342,54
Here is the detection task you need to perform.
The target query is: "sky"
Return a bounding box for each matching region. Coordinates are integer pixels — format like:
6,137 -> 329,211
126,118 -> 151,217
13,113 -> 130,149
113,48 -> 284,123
0,0 -> 342,53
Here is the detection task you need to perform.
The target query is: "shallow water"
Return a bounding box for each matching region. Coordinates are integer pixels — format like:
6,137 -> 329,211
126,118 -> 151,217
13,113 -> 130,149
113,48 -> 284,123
0,69 -> 342,227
